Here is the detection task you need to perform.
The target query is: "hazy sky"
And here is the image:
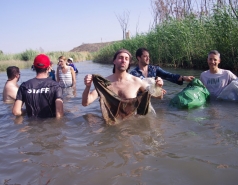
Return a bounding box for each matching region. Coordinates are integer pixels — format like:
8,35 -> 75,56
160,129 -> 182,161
0,0 -> 153,54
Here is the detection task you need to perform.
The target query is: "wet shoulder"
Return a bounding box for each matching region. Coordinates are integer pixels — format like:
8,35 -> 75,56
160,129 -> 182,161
129,74 -> 143,83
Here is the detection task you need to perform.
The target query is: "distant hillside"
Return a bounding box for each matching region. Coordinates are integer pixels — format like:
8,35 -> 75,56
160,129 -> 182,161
70,41 -> 119,53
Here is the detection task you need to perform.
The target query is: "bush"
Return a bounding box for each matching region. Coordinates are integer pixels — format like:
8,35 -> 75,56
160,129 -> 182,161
20,50 -> 39,61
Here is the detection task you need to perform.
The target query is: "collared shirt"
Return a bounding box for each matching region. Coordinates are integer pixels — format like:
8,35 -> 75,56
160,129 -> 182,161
130,65 -> 183,85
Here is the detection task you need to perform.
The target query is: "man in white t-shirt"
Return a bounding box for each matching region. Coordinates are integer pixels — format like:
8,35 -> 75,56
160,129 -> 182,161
200,50 -> 237,97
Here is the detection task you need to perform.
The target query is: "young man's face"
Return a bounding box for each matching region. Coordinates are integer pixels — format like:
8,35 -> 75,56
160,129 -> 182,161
138,51 -> 150,66
113,52 -> 130,72
207,53 -> 220,70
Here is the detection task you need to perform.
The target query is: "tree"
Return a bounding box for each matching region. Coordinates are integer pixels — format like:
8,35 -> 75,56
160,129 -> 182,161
115,10 -> 130,40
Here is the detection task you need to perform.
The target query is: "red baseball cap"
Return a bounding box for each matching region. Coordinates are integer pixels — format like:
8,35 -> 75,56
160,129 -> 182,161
34,54 -> 50,69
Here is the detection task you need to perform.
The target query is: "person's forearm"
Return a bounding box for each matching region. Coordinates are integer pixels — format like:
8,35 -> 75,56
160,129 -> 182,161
55,99 -> 64,118
156,67 -> 182,84
82,86 -> 91,106
12,109 -> 23,116
178,75 -> 184,81
72,72 -> 76,87
71,82 -> 76,87
178,75 -> 194,82
12,100 -> 24,116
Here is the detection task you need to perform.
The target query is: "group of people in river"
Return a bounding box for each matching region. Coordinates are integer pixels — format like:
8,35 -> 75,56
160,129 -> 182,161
2,47 -> 237,124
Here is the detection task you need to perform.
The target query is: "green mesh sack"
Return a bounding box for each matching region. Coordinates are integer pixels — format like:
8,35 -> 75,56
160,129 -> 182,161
169,78 -> 210,109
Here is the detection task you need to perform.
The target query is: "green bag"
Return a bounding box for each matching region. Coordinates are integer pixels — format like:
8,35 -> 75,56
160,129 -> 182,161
169,78 -> 210,109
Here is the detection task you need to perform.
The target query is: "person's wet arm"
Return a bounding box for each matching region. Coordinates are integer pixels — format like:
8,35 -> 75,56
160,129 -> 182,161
70,67 -> 76,87
12,100 -> 23,116
82,74 -> 98,106
55,98 -> 64,118
155,66 -> 182,85
8,85 -> 18,100
178,75 -> 195,82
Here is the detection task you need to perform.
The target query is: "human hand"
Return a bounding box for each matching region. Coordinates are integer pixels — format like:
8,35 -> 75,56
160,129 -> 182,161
183,76 -> 195,82
71,83 -> 76,88
84,74 -> 93,87
153,88 -> 166,99
155,77 -> 163,87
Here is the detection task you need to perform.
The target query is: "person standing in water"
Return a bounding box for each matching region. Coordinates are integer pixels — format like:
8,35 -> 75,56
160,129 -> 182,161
130,47 -> 195,84
82,49 -> 164,124
67,58 -> 78,73
200,50 -> 237,98
12,54 -> 64,118
3,66 -> 20,103
48,61 -> 56,81
57,56 -> 76,88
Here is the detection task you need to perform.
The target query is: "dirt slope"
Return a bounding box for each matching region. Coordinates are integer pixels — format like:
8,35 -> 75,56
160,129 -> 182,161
70,41 -> 119,53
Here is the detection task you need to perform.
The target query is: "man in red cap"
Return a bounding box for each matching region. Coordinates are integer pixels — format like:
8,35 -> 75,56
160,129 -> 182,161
12,54 -> 64,118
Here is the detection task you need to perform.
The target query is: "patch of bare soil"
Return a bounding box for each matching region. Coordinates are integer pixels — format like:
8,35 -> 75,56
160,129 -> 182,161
70,41 -> 119,53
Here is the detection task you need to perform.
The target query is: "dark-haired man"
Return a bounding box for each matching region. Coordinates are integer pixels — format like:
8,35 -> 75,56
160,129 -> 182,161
3,66 -> 20,103
82,49 -> 164,124
12,54 -> 64,118
130,47 -> 194,84
200,50 -> 237,98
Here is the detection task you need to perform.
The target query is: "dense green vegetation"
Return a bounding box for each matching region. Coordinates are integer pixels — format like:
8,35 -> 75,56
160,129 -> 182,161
93,6 -> 238,71
0,50 -> 92,72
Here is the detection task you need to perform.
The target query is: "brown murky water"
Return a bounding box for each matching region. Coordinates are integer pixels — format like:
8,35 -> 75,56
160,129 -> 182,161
0,61 -> 238,185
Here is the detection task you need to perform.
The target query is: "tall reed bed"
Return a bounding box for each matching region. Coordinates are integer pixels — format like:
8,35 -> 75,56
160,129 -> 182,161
0,60 -> 33,72
0,51 -> 92,72
93,6 -> 238,71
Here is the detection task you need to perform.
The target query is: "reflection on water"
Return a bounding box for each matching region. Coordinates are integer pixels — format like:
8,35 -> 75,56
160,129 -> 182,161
0,61 -> 238,184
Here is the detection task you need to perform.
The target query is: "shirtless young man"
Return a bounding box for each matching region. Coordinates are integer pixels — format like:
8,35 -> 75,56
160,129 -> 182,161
3,66 -> 20,103
82,49 -> 164,107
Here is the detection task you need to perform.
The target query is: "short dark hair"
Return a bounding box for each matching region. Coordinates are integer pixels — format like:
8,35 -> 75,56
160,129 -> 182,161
208,50 -> 220,58
6,66 -> 20,80
136,48 -> 149,61
112,49 -> 132,73
34,66 -> 48,74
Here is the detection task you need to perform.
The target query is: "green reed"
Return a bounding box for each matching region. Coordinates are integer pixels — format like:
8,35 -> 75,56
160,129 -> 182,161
0,50 -> 92,72
93,6 -> 238,71
0,60 -> 33,72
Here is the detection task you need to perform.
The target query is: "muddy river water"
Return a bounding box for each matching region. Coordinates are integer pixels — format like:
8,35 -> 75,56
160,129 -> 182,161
0,61 -> 238,185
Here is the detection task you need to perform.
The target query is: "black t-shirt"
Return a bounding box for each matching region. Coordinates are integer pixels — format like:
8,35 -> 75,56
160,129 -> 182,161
16,78 -> 63,118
